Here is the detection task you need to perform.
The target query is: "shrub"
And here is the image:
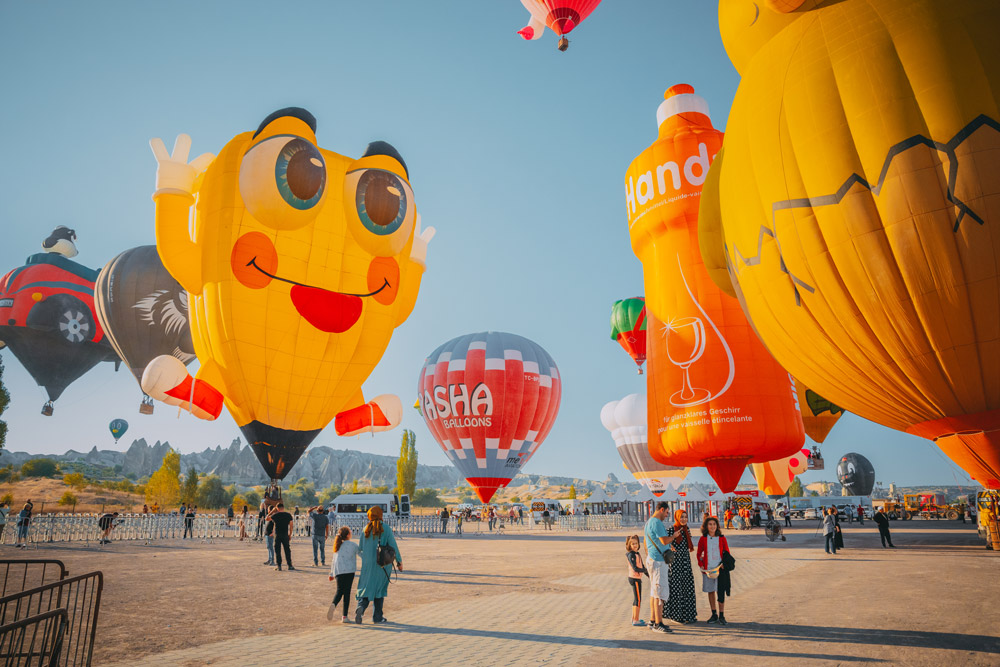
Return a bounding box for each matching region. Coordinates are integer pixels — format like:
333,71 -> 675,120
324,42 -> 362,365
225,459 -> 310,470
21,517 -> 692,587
411,488 -> 442,507
58,491 -> 78,508
63,473 -> 87,490
21,458 -> 59,477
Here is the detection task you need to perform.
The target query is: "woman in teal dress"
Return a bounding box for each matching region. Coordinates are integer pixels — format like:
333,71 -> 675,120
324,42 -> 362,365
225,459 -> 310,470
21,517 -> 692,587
355,505 -> 403,624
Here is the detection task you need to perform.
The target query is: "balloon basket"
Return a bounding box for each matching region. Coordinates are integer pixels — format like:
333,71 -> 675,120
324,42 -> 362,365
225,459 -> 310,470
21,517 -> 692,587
557,37 -> 569,52
41,402 -> 54,417
139,401 -> 154,415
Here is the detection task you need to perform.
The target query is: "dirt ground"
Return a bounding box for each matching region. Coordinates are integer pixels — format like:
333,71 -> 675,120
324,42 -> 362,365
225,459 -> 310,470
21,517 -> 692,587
2,519 -> 998,665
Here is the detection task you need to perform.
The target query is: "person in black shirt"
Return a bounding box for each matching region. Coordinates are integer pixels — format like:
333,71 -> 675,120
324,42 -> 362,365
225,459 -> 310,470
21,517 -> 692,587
183,505 -> 196,539
874,508 -> 896,548
98,511 -> 119,544
257,502 -> 266,541
269,503 -> 295,571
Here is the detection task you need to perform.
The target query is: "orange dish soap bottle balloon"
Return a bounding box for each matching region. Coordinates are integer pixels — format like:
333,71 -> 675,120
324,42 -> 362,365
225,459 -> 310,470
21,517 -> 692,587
626,84 -> 804,492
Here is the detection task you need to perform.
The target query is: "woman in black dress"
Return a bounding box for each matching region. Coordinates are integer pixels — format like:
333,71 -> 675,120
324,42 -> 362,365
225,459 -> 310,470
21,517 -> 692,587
664,509 -> 698,624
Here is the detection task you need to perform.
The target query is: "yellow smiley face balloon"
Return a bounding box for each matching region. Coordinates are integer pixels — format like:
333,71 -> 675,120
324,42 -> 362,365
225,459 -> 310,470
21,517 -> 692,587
700,1 -> 1000,487
143,108 -> 434,480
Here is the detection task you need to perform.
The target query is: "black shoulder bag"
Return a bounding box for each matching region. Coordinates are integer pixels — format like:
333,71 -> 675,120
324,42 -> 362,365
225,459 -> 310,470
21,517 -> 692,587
374,529 -> 397,584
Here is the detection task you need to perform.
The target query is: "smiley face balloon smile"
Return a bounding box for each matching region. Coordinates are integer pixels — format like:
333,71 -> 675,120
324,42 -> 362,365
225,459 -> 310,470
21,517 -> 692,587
143,108 -> 435,480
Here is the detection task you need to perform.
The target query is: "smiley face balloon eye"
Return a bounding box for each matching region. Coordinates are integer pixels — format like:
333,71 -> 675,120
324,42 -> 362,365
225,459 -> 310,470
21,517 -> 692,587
277,138 -> 325,209
239,135 -> 328,230
356,169 -> 407,235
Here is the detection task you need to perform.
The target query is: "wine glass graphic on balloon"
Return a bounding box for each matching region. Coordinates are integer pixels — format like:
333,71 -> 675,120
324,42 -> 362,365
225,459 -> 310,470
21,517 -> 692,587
666,316 -> 712,407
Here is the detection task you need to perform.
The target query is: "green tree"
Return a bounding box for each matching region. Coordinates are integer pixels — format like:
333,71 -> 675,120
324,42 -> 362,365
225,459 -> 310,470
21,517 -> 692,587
510,496 -> 521,503
244,489 -> 261,508
809,490 -> 819,497
145,449 -> 181,507
396,430 -> 410,499
0,465 -> 12,483
319,484 -> 343,505
568,485 -> 577,500
58,491 -> 78,509
411,488 -> 442,507
0,493 -> 12,505
181,466 -> 199,505
285,478 -> 317,507
788,476 -> 804,498
404,431 -> 418,496
63,473 -> 87,490
0,357 -> 9,452
21,458 -> 59,477
196,475 -> 229,508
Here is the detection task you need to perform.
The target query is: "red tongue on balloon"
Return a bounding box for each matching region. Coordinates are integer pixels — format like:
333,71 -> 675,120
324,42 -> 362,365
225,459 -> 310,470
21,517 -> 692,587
290,284 -> 362,334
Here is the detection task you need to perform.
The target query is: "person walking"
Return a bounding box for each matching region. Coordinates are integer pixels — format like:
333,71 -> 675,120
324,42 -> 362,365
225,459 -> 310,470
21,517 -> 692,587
455,509 -> 463,536
312,507 -> 330,567
183,505 -> 196,539
857,505 -> 864,525
270,503 -> 295,571
823,508 -> 838,554
14,503 -> 31,549
724,507 -> 733,530
263,510 -> 276,566
355,506 -> 402,624
226,504 -> 234,526
874,507 -> 896,548
256,501 -> 266,541
626,535 -> 648,627
697,515 -> 731,625
664,509 -> 698,625
518,506 -> 524,525
328,527 -> 359,623
306,508 -> 314,538
0,501 -> 8,543
643,501 -> 682,634
440,507 -> 449,534
833,506 -> 845,550
239,505 -> 249,541
783,506 -> 792,528
488,507 -> 497,532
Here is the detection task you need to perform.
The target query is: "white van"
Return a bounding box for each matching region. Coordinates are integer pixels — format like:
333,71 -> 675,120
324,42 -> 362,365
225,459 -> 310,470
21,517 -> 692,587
329,493 -> 411,519
529,500 -> 563,524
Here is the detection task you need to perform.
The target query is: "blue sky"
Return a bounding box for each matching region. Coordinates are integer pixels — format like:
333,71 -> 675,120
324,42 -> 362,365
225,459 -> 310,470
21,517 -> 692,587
0,1 -> 976,487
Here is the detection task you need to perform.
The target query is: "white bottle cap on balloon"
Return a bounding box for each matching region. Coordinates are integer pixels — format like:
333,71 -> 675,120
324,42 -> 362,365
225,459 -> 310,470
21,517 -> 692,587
656,84 -> 710,128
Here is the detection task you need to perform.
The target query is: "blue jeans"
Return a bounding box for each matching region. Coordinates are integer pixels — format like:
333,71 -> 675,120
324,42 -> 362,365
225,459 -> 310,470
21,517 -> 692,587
825,533 -> 837,553
266,535 -> 275,564
312,535 -> 326,565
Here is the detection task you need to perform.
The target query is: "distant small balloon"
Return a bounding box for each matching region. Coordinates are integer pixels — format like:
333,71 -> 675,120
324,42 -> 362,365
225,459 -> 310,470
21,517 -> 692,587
109,418 -> 129,443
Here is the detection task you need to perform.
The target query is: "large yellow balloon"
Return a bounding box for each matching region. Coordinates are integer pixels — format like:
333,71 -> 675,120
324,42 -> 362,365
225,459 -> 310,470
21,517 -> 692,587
701,1 -> 1000,487
144,108 -> 433,479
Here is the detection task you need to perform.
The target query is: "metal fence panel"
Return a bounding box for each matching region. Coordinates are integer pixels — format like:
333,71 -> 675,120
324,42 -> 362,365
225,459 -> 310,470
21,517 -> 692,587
0,564 -> 68,600
0,608 -> 67,667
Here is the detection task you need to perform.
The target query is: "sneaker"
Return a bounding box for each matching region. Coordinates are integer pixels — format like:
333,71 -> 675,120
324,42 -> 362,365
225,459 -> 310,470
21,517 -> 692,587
288,566 -> 296,571
374,618 -> 388,624
341,616 -> 351,624
327,604 -> 337,621
719,615 -> 728,626
656,623 -> 672,633
314,562 -> 319,567
355,609 -> 364,625
707,612 -> 719,624
264,561 -> 272,565
275,566 -> 282,571
647,620 -> 655,629
632,621 -> 646,627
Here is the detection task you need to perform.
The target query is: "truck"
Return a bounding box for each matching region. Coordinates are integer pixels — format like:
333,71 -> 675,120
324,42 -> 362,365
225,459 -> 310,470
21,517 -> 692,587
900,493 -> 959,520
529,500 -> 564,524
327,493 -> 411,519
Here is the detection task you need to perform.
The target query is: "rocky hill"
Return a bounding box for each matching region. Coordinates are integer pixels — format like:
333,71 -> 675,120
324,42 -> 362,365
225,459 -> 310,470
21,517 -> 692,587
0,438 -> 463,489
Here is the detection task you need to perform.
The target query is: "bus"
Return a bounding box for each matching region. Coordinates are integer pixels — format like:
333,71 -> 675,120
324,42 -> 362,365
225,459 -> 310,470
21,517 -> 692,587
328,493 -> 411,519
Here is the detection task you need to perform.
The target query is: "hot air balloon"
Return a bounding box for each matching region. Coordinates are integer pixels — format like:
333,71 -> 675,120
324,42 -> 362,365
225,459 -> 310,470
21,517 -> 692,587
610,297 -> 647,374
837,453 -> 876,497
141,109 -> 434,481
95,245 -> 197,414
601,393 -> 688,496
516,0 -> 603,51
751,448 -> 810,497
109,418 -> 129,443
0,228 -> 118,415
418,332 -> 561,503
699,0 -> 1000,488
626,84 -> 804,492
